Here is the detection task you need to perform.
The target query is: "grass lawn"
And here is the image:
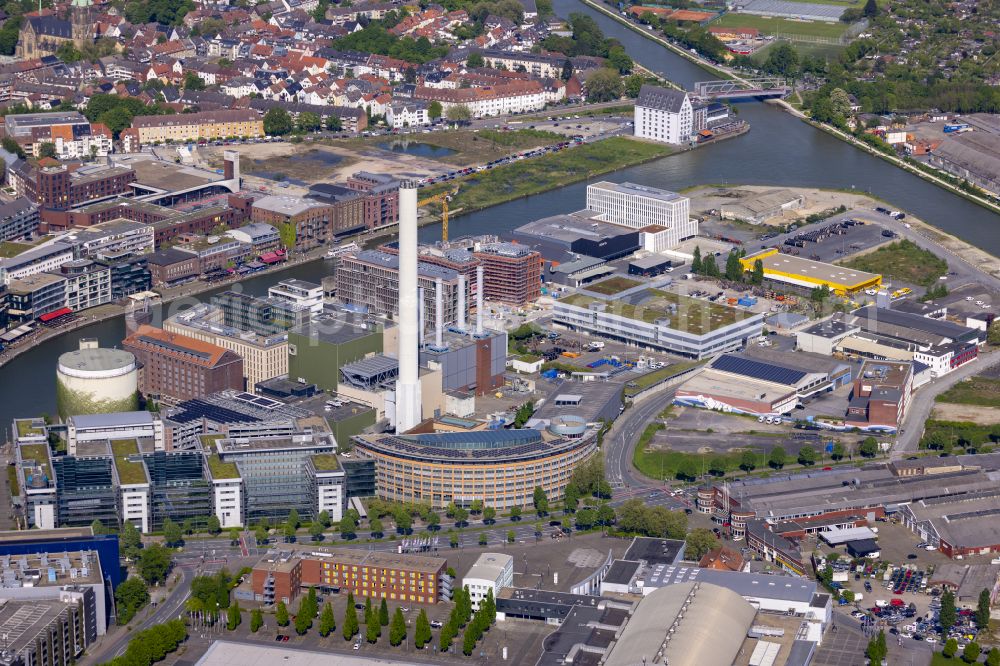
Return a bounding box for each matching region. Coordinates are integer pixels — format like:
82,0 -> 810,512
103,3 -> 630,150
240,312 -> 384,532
559,288 -> 745,335
841,239 -> 948,287
586,276 -> 643,295
753,40 -> 845,65
624,360 -> 704,397
0,242 -> 32,258
342,128 -> 565,167
422,137 -> 673,214
7,466 -> 19,496
633,432 -> 747,480
713,13 -> 850,39
936,376 -> 1000,408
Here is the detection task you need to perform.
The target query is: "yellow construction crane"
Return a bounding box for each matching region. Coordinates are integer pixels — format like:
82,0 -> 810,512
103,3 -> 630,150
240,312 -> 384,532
418,187 -> 458,242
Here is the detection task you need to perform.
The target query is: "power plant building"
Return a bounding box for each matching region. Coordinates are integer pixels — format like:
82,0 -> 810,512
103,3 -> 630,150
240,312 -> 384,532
55,340 -> 138,420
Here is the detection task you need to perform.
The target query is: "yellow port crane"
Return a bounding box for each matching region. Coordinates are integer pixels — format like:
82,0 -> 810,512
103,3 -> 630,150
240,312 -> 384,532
418,188 -> 458,241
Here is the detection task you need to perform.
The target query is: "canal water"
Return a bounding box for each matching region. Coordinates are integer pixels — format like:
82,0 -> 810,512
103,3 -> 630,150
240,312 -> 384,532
1,0 -> 997,427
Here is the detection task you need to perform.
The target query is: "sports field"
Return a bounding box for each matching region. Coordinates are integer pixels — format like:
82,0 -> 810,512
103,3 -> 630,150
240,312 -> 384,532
713,12 -> 850,38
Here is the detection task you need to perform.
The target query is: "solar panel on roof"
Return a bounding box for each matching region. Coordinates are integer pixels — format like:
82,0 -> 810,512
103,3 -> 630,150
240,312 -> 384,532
712,354 -> 807,386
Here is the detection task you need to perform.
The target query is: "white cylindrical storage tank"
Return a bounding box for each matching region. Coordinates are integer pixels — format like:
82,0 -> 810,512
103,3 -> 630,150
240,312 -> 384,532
56,347 -> 138,419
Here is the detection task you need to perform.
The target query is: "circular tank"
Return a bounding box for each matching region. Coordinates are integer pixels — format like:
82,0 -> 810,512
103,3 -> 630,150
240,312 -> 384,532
548,414 -> 588,437
56,347 -> 139,419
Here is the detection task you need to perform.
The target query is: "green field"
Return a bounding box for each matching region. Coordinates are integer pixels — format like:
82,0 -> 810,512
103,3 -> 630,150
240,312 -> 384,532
841,239 -> 948,287
713,13 -> 850,39
586,276 -> 643,295
0,241 -> 32,258
936,376 -> 1000,408
753,39 -> 845,64
422,137 -> 673,215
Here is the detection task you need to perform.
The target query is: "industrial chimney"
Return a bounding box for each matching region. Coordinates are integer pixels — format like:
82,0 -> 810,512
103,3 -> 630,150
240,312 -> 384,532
395,181 -> 422,433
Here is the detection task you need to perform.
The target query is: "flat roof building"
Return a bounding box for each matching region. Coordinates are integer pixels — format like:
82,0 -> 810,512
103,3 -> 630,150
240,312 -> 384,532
586,181 -> 696,251
463,553 -> 513,610
740,248 -> 882,295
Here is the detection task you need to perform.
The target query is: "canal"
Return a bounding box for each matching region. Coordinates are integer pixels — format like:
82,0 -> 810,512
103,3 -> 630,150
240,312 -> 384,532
0,0 -> 997,427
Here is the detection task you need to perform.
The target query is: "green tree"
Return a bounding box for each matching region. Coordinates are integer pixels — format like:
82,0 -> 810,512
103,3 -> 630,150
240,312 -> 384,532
940,590 -> 957,636
466,52 -> 484,68
740,449 -> 757,472
264,107 -> 293,135
297,112 -> 321,133
206,515 -> 221,535
251,607 -> 264,633
751,258 -> 764,285
829,88 -> 853,118
944,638 -> 958,658
507,529 -> 516,543
138,544 -> 172,585
318,510 -> 331,528
478,532 -> 488,546
676,458 -> 698,481
462,622 -> 476,655
227,601 -> 242,630
446,104 -> 472,124
483,506 -> 497,523
859,437 -> 879,458
163,518 -> 183,546
183,71 -> 205,90
428,101 -> 443,120
91,519 -> 108,535
685,528 -> 717,560
115,577 -> 151,624
702,254 -> 720,277
575,507 -> 597,530
831,441 -> 846,460
724,251 -> 743,281
863,0 -> 878,17
768,446 -> 787,469
691,246 -> 702,274
585,68 -> 624,102
369,517 -> 383,537
343,593 -> 359,640
121,521 -> 143,559
964,642 -> 982,664
977,588 -> 991,629
276,601 -> 289,627
366,608 -> 380,643
324,115 -> 343,131
986,647 -> 1000,666
533,486 -> 549,516
309,520 -> 324,541
295,598 -> 312,634
510,506 -> 522,521
379,598 -> 389,626
439,619 -> 456,651
607,46 -> 633,73
415,609 -> 431,648
319,601 -> 336,637
390,607 -> 406,646
37,142 -> 57,159
763,43 -> 800,78
563,484 -> 580,513
255,524 -> 269,545
797,446 -> 817,466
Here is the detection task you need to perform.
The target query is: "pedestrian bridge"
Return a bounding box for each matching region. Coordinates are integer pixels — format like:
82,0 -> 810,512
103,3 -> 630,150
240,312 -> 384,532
693,77 -> 789,100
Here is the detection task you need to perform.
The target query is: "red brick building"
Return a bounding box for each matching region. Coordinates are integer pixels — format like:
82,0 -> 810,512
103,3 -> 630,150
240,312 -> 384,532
473,242 -> 542,306
123,324 -> 244,402
250,549 -> 449,606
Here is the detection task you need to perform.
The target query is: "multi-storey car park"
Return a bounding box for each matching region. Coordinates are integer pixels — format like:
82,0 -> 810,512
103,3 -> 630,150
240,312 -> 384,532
353,422 -> 599,510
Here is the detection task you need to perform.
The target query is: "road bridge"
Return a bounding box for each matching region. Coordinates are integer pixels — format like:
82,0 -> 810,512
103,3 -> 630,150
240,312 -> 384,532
693,77 -> 789,100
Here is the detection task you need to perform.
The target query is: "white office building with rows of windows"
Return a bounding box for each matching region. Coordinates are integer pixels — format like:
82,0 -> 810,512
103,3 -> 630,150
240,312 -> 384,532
585,181 -> 697,252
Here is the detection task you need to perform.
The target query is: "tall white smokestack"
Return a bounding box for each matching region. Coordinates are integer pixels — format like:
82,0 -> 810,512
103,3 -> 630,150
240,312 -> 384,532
435,277 -> 443,349
476,265 -> 484,336
457,273 -> 466,332
395,181 -> 422,434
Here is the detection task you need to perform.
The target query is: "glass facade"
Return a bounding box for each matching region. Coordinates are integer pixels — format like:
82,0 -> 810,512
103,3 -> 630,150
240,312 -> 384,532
51,457 -> 118,528
143,451 -> 212,531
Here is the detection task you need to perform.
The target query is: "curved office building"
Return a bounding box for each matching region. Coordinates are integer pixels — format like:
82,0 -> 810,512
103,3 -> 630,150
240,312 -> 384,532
352,426 -> 597,509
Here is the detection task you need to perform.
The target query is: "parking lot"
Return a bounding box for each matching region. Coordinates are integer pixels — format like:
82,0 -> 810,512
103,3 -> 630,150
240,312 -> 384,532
777,218 -> 893,264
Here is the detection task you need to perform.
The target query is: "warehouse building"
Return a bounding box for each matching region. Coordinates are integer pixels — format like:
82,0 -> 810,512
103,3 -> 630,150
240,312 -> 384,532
720,189 -> 805,225
675,350 -> 852,415
740,248 -> 882,296
0,585 -> 102,666
900,490 -> 1000,559
796,318 -> 860,355
511,211 -> 640,262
